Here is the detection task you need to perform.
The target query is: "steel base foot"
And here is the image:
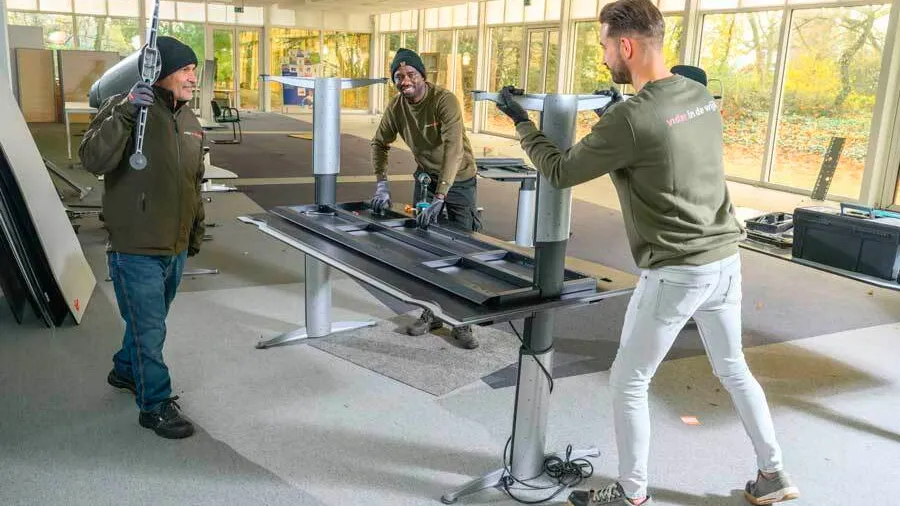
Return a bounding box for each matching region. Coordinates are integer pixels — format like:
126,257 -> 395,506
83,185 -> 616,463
184,268 -> 219,276
440,447 -> 599,504
255,320 -> 376,349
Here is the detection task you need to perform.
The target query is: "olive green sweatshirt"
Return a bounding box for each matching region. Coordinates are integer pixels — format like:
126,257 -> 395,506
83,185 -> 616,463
372,82 -> 477,195
516,75 -> 744,269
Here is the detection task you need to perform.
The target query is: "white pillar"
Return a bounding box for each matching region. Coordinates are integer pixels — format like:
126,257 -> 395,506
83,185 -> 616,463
0,0 -> 11,90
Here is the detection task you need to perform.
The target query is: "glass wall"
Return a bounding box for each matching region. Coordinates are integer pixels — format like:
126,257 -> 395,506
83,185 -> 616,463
770,5 -> 892,199
212,28 -> 234,107
572,21 -> 613,139
238,30 -> 260,110
269,28 -> 320,111
427,30 -> 454,89
323,32 -> 371,110
74,15 -> 140,55
8,12 -> 76,49
699,11 -> 783,181
486,26 -> 523,136
458,28 -> 478,125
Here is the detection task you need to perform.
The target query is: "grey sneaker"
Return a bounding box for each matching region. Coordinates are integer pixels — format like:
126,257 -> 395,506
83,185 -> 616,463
407,309 -> 442,336
744,470 -> 800,505
566,483 -> 651,505
451,325 -> 479,349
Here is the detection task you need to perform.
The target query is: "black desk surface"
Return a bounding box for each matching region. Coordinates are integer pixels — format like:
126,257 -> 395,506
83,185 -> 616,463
244,211 -> 637,327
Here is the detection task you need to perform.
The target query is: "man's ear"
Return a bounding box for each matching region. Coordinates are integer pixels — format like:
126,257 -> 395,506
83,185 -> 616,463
620,37 -> 633,60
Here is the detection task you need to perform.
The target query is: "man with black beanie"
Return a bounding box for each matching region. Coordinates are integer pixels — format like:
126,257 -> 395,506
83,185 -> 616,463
370,48 -> 481,350
79,36 -> 205,439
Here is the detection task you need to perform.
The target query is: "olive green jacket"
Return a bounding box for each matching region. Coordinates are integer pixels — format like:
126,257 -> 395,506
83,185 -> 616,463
79,86 -> 205,257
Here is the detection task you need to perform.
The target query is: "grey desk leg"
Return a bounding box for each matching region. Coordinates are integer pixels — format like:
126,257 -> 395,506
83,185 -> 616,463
256,255 -> 376,349
515,179 -> 536,247
65,112 -> 73,159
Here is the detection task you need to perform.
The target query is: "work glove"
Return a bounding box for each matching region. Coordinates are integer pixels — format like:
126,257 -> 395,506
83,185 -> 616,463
593,86 -> 623,117
415,196 -> 445,229
127,81 -> 155,111
188,245 -> 200,257
496,85 -> 530,125
370,179 -> 392,213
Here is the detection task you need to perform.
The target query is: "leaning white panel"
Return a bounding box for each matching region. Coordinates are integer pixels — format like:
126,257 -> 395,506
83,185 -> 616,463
0,75 -> 96,323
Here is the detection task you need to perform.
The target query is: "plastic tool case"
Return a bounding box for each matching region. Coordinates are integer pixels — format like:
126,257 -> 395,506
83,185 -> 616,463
792,206 -> 900,282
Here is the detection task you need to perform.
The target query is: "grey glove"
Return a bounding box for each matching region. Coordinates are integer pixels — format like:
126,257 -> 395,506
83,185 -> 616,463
496,86 -> 530,125
416,197 -> 445,229
127,81 -> 155,110
370,179 -> 391,213
593,86 -> 623,117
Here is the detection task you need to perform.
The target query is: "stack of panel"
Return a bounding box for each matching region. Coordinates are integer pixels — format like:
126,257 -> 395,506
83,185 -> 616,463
0,76 -> 96,326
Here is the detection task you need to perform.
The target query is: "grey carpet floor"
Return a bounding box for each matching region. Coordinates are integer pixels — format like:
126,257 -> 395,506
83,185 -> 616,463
306,312 -> 522,396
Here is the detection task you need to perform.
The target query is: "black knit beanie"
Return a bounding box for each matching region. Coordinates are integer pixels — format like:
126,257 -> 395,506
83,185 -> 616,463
390,48 -> 426,80
154,36 -> 199,81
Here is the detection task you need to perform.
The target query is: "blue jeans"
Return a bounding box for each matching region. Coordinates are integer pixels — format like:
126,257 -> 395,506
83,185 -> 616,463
108,251 -> 187,413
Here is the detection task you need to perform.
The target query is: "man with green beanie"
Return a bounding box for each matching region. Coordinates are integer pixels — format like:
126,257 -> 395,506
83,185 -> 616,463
79,36 -> 205,439
370,47 -> 480,349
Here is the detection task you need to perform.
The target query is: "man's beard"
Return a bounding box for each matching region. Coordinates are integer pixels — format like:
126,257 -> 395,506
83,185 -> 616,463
609,64 -> 631,85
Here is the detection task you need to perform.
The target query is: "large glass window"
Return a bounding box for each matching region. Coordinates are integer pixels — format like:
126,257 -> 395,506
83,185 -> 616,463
427,30 -> 454,90
486,26 -> 523,136
458,28 -> 478,125
699,11 -> 783,181
323,32 -> 371,110
572,21 -> 613,139
663,15 -> 684,68
74,16 -> 140,55
8,12 -> 76,49
238,30 -> 260,110
212,28 -> 234,107
771,5 -> 891,199
269,28 -> 320,111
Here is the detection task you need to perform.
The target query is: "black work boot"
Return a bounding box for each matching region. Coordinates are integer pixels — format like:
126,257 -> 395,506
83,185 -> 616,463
407,309 -> 442,336
139,397 -> 195,439
451,325 -> 479,349
107,369 -> 136,395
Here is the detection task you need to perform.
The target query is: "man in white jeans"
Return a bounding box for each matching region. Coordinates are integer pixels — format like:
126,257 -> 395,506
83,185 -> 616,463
494,0 -> 800,504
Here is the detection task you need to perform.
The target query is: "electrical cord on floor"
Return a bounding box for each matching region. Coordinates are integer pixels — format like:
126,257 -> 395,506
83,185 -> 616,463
500,438 -> 594,504
500,321 -> 594,504
507,321 -> 554,394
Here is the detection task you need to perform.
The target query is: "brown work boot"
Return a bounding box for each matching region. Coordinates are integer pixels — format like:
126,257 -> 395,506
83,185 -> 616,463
407,309 -> 442,336
451,325 -> 479,349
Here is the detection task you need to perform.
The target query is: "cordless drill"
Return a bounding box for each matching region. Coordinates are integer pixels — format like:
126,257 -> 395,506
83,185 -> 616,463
414,172 -> 432,216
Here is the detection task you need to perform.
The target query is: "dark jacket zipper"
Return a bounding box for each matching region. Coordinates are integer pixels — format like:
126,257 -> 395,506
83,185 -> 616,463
173,110 -> 183,252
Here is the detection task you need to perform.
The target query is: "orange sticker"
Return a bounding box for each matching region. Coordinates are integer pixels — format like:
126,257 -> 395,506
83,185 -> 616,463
74,299 -> 80,311
680,416 -> 701,426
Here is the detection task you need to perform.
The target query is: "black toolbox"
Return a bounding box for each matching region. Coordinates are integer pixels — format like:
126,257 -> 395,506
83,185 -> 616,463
792,206 -> 900,282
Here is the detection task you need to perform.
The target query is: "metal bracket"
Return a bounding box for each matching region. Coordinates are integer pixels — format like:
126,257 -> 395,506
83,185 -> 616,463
260,75 -> 388,90
471,90 -> 613,112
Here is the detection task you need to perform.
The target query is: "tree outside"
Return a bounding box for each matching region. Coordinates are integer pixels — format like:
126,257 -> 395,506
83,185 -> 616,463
699,5 -> 890,199
771,5 -> 890,198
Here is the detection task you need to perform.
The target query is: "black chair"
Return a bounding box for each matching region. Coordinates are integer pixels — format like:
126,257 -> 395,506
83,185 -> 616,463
672,64 -> 724,106
210,100 -> 242,144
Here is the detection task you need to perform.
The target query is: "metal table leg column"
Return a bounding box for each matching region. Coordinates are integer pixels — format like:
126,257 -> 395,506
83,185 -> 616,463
444,93 -> 599,504
515,178 -> 536,247
256,255 -> 375,349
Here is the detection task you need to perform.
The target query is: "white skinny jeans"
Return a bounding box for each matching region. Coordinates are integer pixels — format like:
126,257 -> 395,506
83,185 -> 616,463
609,253 -> 783,499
